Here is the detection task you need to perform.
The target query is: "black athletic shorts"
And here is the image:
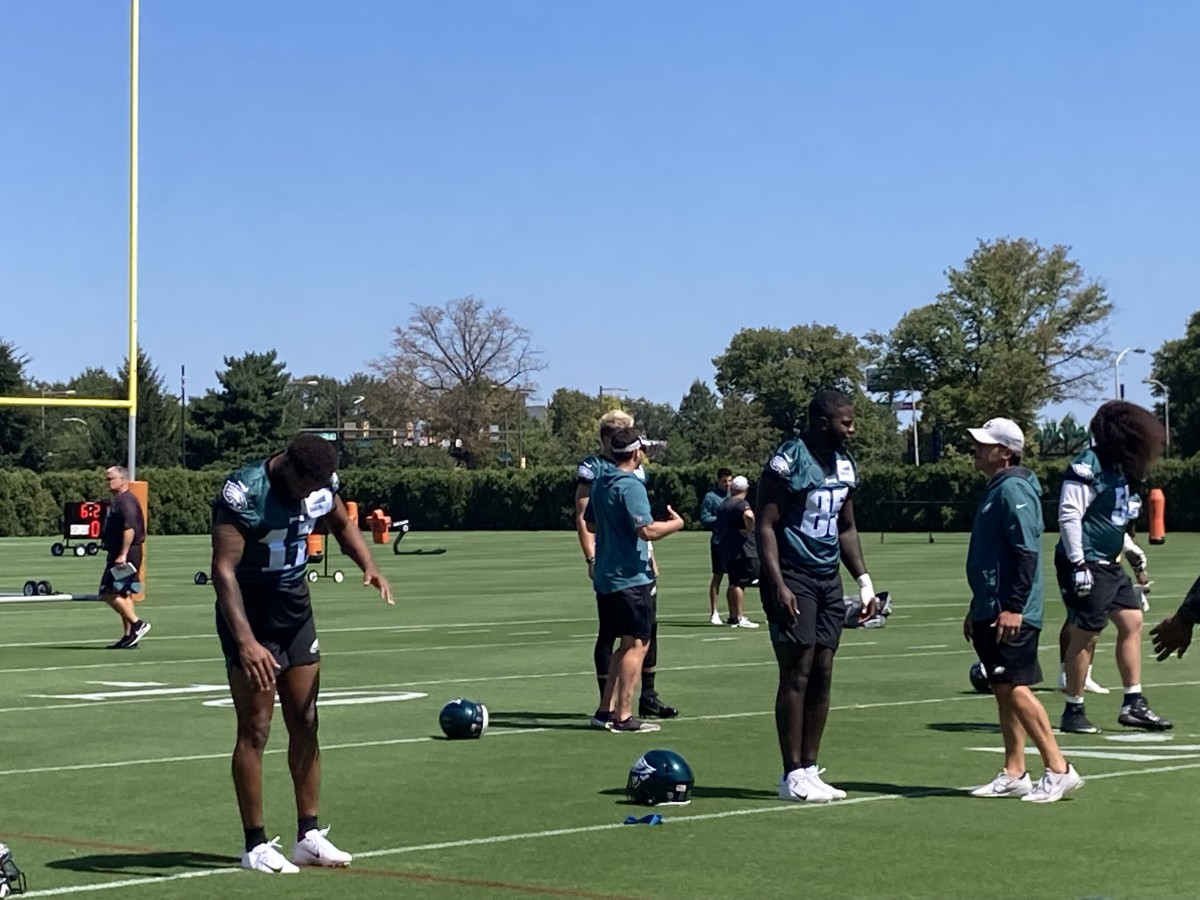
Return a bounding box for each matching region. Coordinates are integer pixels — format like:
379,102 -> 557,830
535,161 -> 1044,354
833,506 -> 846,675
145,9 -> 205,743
99,545 -> 143,596
1054,547 -> 1140,632
216,581 -> 321,672
596,583 -> 656,641
761,569 -> 845,651
971,619 -> 1043,686
725,556 -> 760,589
710,543 -> 726,576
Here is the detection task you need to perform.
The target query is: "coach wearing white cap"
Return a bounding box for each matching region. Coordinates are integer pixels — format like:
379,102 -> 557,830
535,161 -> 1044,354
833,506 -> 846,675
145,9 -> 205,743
963,416 -> 1081,802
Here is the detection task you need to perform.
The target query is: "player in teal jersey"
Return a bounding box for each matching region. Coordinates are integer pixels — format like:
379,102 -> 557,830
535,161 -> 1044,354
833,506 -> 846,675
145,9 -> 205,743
756,390 -> 879,803
1056,401 -> 1171,735
962,417 -> 1081,802
574,411 -> 677,726
211,434 -> 393,874
700,468 -> 733,624
584,428 -> 685,732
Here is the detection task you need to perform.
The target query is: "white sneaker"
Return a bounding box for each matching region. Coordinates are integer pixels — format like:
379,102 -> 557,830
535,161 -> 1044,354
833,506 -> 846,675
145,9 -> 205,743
1057,670 -> 1110,695
242,837 -> 300,874
970,770 -> 1032,798
778,769 -> 836,803
735,617 -> 760,629
710,612 -> 723,626
291,826 -> 353,867
1022,765 -> 1083,803
806,766 -> 847,800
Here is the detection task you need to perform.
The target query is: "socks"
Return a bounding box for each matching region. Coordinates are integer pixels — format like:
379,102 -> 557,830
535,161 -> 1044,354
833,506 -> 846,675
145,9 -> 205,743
1124,684 -> 1142,706
298,815 -> 319,841
1065,696 -> 1084,708
244,826 -> 268,853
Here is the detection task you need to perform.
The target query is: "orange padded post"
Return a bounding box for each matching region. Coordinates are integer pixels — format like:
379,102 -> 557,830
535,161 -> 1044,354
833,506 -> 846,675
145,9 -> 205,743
129,480 -> 149,600
367,509 -> 392,544
344,500 -> 359,528
1148,488 -> 1166,545
306,532 -> 325,562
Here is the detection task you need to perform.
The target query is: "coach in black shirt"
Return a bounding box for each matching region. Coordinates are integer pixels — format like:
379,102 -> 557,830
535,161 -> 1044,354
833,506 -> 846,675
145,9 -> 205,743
100,465 -> 150,649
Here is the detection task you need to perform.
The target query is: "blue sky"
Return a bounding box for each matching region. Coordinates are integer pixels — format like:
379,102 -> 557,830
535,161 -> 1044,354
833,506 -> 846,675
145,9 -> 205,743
2,1 -> 1197,426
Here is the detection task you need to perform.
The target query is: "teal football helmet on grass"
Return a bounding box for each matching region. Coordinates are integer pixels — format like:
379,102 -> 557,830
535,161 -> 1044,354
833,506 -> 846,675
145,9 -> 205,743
439,698 -> 489,739
626,749 -> 694,806
969,661 -> 993,694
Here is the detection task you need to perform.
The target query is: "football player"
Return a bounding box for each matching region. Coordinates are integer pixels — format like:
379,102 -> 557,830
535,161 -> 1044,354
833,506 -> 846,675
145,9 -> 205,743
1056,401 -> 1171,734
584,428 -> 684,732
575,410 -> 677,727
963,417 -> 1081,802
756,390 -> 877,803
211,434 -> 393,873
715,475 -> 760,628
700,468 -> 734,624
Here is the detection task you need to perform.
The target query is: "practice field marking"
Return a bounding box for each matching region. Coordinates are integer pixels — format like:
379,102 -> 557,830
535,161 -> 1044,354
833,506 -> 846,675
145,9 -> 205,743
19,761 -> 1200,897
0,728 -> 547,779
510,630 -> 552,636
0,603 -> 980,651
0,646 -> 989,711
908,644 -> 948,650
9,678 -> 1200,779
702,637 -> 737,642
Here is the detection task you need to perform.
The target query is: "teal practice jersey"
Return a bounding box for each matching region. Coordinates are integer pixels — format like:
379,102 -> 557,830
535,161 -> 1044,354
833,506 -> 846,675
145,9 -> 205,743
761,438 -> 857,576
214,458 -> 340,586
1057,449 -> 1140,562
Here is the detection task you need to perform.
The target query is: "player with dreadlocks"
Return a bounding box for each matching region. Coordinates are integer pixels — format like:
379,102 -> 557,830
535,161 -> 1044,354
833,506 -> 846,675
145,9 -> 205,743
1056,400 -> 1172,734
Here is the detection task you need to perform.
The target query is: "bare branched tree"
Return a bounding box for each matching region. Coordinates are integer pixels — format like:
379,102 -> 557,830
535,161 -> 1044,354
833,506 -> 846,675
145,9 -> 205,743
374,296 -> 545,466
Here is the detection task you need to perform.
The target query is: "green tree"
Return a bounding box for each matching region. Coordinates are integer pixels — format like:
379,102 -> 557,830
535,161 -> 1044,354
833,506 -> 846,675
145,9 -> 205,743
546,387 -> 603,462
187,351 -> 290,469
873,238 -> 1113,450
0,340 -> 39,469
83,348 -> 180,469
1150,311 -> 1200,456
714,324 -> 869,434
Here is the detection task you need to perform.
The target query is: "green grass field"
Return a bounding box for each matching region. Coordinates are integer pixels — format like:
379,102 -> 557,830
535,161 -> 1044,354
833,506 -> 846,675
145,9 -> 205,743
1,528 -> 1198,899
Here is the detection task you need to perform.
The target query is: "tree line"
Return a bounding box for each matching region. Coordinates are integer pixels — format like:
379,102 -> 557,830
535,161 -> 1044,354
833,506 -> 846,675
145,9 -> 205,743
1,237 -> 1192,475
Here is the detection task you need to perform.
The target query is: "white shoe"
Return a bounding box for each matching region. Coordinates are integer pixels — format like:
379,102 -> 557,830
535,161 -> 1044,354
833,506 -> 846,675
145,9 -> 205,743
242,837 -> 300,874
1057,670 -> 1110,695
734,616 -> 760,629
806,766 -> 846,800
710,612 -> 723,626
970,770 -> 1032,798
778,769 -> 836,803
1022,764 -> 1083,803
291,826 -> 353,867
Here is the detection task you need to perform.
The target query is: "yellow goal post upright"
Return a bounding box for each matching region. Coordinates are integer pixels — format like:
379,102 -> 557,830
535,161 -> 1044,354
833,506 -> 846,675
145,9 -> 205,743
0,1 -> 148,595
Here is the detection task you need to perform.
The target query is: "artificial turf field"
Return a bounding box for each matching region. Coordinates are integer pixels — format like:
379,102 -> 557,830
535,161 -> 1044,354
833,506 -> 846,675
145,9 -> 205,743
1,529 -> 1199,899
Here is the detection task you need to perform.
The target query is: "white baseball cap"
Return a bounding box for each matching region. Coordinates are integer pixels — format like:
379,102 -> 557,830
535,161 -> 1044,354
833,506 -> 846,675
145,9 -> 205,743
966,417 -> 1024,453
730,475 -> 750,491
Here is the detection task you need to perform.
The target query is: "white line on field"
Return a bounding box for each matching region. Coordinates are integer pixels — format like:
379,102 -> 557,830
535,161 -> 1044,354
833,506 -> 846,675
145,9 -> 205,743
702,637 -> 737,642
20,761 -> 1200,897
10,678 -> 1200,777
909,644 -> 949,650
509,630 -> 551,636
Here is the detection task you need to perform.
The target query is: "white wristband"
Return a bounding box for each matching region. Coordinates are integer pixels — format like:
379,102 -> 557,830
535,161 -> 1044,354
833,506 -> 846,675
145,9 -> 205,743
857,573 -> 875,604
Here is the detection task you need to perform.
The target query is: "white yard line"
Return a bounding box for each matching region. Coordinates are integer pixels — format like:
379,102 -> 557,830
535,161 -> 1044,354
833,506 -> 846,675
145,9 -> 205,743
20,760 -> 1200,898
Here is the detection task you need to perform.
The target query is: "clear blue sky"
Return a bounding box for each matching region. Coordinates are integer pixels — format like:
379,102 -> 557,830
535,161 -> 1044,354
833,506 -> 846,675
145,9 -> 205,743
2,0 -> 1197,426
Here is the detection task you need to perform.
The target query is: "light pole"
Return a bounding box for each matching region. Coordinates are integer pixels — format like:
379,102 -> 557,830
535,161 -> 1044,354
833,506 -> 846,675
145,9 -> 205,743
1113,347 -> 1146,399
41,388 -> 77,432
1144,378 -> 1171,458
598,385 -> 627,413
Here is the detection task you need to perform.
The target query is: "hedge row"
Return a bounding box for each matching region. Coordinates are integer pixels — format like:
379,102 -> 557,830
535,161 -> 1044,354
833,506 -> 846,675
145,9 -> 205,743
1,458 -> 1196,537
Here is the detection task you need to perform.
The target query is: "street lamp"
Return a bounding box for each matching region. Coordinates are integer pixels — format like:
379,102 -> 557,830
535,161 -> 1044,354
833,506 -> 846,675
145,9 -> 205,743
1144,378 -> 1171,458
40,388 -> 77,432
1113,347 -> 1145,399
598,384 -> 627,412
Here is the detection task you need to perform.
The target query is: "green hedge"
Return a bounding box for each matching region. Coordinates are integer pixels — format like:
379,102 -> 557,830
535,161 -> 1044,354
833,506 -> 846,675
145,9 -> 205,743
1,458 -> 1196,536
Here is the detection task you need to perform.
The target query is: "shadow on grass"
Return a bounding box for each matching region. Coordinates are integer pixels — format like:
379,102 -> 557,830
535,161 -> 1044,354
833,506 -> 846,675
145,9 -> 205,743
927,721 -> 1002,734
48,851 -> 238,876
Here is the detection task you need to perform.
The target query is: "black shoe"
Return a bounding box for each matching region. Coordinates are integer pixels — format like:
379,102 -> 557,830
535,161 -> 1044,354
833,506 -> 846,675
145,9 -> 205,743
1060,707 -> 1100,734
608,716 -> 661,733
126,620 -> 152,647
590,709 -> 613,730
1118,697 -> 1173,731
107,634 -> 133,649
639,694 -> 679,719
